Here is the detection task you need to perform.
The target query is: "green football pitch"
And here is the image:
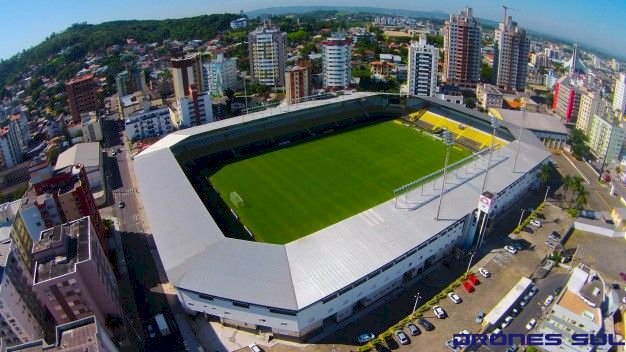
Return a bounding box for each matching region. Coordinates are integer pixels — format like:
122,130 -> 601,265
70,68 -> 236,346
208,120 -> 471,244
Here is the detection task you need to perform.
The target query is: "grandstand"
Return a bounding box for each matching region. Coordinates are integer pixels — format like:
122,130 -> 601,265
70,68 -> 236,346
409,110 -> 507,150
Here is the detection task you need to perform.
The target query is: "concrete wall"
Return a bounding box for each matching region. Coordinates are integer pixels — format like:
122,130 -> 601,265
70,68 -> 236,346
573,220 -> 625,238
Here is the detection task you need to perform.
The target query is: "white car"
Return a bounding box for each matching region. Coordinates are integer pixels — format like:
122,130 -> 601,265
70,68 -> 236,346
433,305 -> 446,319
478,267 -> 491,278
248,344 -> 262,352
525,319 -> 537,330
530,219 -> 542,227
448,292 -> 462,304
504,245 -> 517,254
501,316 -> 513,329
357,333 -> 375,344
544,294 -> 555,306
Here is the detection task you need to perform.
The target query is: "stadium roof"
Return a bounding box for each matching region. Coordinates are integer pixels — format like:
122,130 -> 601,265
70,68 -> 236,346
135,93 -> 550,310
495,108 -> 569,136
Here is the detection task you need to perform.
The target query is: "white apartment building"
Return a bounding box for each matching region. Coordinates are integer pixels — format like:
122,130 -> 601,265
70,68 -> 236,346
248,25 -> 286,87
322,31 -> 352,90
576,90 -> 606,134
476,84 -> 503,109
494,16 -> 530,92
125,106 -> 173,141
407,35 -> 439,97
169,92 -> 214,129
588,113 -> 625,164
80,112 -> 103,143
203,53 -> 238,97
0,127 -> 23,170
612,73 -> 626,113
537,266 -> 605,352
8,112 -> 30,153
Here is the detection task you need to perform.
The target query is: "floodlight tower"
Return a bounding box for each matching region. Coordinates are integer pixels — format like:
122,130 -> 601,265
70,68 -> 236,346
481,116 -> 499,193
436,130 -> 454,221
513,98 -> 526,172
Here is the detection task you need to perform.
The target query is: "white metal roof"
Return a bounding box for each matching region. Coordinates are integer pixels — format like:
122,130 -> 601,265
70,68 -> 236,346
135,94 -> 550,310
54,142 -> 101,170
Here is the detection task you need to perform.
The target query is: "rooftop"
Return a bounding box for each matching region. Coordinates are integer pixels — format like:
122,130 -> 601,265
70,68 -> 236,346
6,316 -> 105,352
495,109 -> 569,135
555,266 -> 603,324
65,74 -> 94,86
54,143 -> 101,171
32,217 -> 91,284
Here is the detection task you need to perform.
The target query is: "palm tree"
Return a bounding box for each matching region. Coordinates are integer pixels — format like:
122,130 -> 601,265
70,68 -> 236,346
575,187 -> 589,209
561,175 -> 573,205
538,163 -> 552,187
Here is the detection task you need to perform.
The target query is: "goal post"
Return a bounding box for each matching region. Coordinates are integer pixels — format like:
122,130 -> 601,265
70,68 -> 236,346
230,191 -> 245,208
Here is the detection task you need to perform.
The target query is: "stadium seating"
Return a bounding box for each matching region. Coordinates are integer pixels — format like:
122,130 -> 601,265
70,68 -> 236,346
408,111 -> 506,149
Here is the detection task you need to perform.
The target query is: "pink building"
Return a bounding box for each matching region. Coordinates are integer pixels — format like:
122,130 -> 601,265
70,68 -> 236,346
31,217 -> 121,326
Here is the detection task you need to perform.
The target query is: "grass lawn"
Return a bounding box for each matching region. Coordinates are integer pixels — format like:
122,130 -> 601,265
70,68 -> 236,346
209,120 -> 471,244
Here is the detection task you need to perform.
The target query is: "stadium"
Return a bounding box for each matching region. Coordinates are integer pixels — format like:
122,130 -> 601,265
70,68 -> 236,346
134,93 -> 550,340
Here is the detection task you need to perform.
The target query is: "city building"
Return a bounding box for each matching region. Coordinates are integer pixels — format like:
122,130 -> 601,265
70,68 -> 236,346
0,201 -> 45,348
322,31 -> 352,90
552,77 -> 582,124
7,315 -> 117,352
65,75 -> 98,123
369,61 -> 395,80
351,30 -> 374,44
230,18 -> 248,30
0,127 -> 24,170
169,90 -> 214,128
54,143 -> 105,207
537,265 -> 605,352
171,54 -> 205,99
611,58 -> 621,72
202,53 -> 238,97
285,62 -> 311,105
476,84 -> 503,109
588,113 -> 625,164
576,90 -> 606,134
612,73 -> 626,113
31,217 -> 121,326
8,112 -> 31,153
443,7 -> 482,87
125,106 -> 172,141
134,93 -> 550,340
407,35 -> 439,97
564,44 -> 587,75
115,66 -> 146,97
493,15 -> 529,92
80,112 -> 103,143
248,24 -> 286,87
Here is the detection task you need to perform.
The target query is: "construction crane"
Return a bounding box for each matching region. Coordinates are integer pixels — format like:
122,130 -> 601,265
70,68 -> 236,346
502,5 -> 521,23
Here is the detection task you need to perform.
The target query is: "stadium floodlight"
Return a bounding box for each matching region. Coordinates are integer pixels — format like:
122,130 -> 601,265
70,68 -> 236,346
513,98 -> 526,172
481,116 -> 499,193
436,130 -> 454,220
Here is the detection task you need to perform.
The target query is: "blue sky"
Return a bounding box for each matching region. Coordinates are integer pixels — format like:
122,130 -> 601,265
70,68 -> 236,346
1,0 -> 625,60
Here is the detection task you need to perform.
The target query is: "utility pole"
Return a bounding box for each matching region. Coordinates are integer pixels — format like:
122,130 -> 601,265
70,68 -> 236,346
436,130 -> 454,220
513,98 -> 525,172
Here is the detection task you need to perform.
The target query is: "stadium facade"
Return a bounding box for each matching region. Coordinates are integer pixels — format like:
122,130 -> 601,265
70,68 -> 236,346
134,93 -> 551,340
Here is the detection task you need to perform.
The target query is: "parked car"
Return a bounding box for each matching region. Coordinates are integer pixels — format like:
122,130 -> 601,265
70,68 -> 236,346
544,240 -> 556,249
407,323 -> 420,336
248,344 -> 263,352
548,233 -> 560,242
544,294 -> 555,306
501,316 -> 513,329
111,151 -> 117,156
510,307 -> 520,317
146,324 -> 156,338
433,305 -> 447,319
529,286 -> 539,297
553,287 -> 563,296
526,318 -> 537,330
475,311 -> 485,324
491,328 -> 502,335
520,294 -> 531,307
374,343 -> 390,352
610,283 -> 620,290
504,245 -> 517,254
479,267 -> 491,278
561,255 -> 572,263
418,318 -> 435,331
118,201 -> 125,208
357,333 -> 376,344
448,292 -> 462,304
395,330 -> 409,345
551,231 -> 561,239
530,219 -> 542,227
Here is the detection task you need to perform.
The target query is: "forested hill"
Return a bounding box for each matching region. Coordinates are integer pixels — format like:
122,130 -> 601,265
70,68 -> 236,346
0,13 -> 240,90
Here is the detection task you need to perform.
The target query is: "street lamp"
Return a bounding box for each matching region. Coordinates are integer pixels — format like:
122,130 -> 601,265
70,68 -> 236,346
412,292 -> 422,315
517,208 -> 526,228
436,130 -> 454,221
481,116 -> 499,193
544,186 -> 551,203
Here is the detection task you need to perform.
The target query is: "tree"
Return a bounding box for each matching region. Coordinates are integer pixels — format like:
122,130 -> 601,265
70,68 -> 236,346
568,128 -> 590,160
464,97 -> 476,109
561,175 -> 574,205
538,163 -> 552,187
47,145 -> 60,165
480,63 -> 493,83
426,35 -> 444,48
574,187 -> 589,209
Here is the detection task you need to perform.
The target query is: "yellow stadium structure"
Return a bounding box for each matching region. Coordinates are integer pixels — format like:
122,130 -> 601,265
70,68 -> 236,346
409,110 -> 507,150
